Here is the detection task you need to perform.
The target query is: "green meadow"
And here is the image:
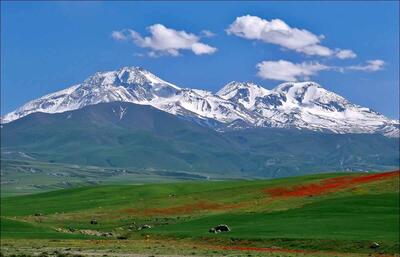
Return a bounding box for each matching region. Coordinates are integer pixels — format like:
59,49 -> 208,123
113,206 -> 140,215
1,171 -> 399,256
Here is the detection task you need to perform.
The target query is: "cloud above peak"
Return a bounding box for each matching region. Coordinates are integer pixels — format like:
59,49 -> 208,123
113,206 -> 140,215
347,59 -> 384,71
227,15 -> 355,59
256,60 -> 329,81
336,49 -> 357,59
256,59 -> 385,81
200,30 -> 216,38
112,24 -> 217,57
111,30 -> 128,41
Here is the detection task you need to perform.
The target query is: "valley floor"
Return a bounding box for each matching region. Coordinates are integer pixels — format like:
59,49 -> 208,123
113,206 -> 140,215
1,171 -> 399,257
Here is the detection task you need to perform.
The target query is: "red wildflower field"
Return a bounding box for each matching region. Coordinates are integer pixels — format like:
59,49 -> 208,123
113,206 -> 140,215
265,170 -> 399,198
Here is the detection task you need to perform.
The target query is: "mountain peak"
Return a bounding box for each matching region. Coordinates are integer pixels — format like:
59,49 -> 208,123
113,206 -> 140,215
218,81 -> 268,91
275,81 -> 322,92
84,66 -> 180,90
272,81 -> 340,105
217,81 -> 270,108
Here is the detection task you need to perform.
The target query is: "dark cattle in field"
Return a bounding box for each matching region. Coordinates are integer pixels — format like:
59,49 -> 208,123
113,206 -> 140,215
209,224 -> 230,233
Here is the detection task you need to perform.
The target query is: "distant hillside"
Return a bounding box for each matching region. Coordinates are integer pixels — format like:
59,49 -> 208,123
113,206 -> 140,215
2,102 -> 399,180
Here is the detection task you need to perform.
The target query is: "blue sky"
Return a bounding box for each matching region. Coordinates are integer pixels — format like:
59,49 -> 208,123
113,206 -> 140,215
1,1 -> 399,118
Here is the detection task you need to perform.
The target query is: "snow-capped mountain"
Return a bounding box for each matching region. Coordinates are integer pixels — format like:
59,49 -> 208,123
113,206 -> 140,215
217,81 -> 399,136
2,67 -> 257,127
2,66 -> 399,137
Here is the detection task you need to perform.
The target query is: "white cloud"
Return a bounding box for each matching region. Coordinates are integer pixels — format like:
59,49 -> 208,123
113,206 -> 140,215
256,60 -> 329,81
111,24 -> 217,57
301,45 -> 333,57
336,49 -> 357,59
227,15 -> 355,58
256,59 -> 385,81
191,42 -> 217,55
201,30 -> 216,38
347,59 -> 385,71
111,31 -> 127,41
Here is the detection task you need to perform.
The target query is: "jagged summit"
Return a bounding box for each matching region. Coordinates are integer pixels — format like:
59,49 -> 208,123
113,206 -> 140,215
217,81 -> 270,109
2,67 -> 398,137
276,81 -> 322,90
217,81 -> 270,96
86,66 -> 180,90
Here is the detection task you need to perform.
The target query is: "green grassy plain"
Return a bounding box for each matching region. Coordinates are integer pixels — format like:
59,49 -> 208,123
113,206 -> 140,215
1,171 -> 399,256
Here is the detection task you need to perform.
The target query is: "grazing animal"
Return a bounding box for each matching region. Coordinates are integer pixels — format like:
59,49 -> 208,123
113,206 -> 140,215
209,224 -> 230,233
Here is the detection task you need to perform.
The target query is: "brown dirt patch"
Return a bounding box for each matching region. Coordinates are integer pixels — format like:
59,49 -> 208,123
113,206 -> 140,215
219,245 -> 310,253
120,201 -> 245,216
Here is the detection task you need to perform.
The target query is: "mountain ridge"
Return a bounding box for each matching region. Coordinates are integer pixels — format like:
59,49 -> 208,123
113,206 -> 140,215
3,66 -> 399,137
3,101 -> 398,177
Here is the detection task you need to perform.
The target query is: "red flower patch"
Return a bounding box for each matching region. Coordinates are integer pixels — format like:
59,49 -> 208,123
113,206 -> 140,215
265,170 -> 399,198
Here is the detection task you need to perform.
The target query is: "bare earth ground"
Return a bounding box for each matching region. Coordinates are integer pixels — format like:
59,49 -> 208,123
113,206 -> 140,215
2,239 -> 399,257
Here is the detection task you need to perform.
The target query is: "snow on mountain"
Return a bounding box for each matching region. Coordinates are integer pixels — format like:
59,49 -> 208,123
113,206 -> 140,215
152,88 -> 259,125
2,67 -> 399,137
216,81 -> 270,109
218,81 -> 399,136
2,67 -> 256,126
2,67 -> 179,123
